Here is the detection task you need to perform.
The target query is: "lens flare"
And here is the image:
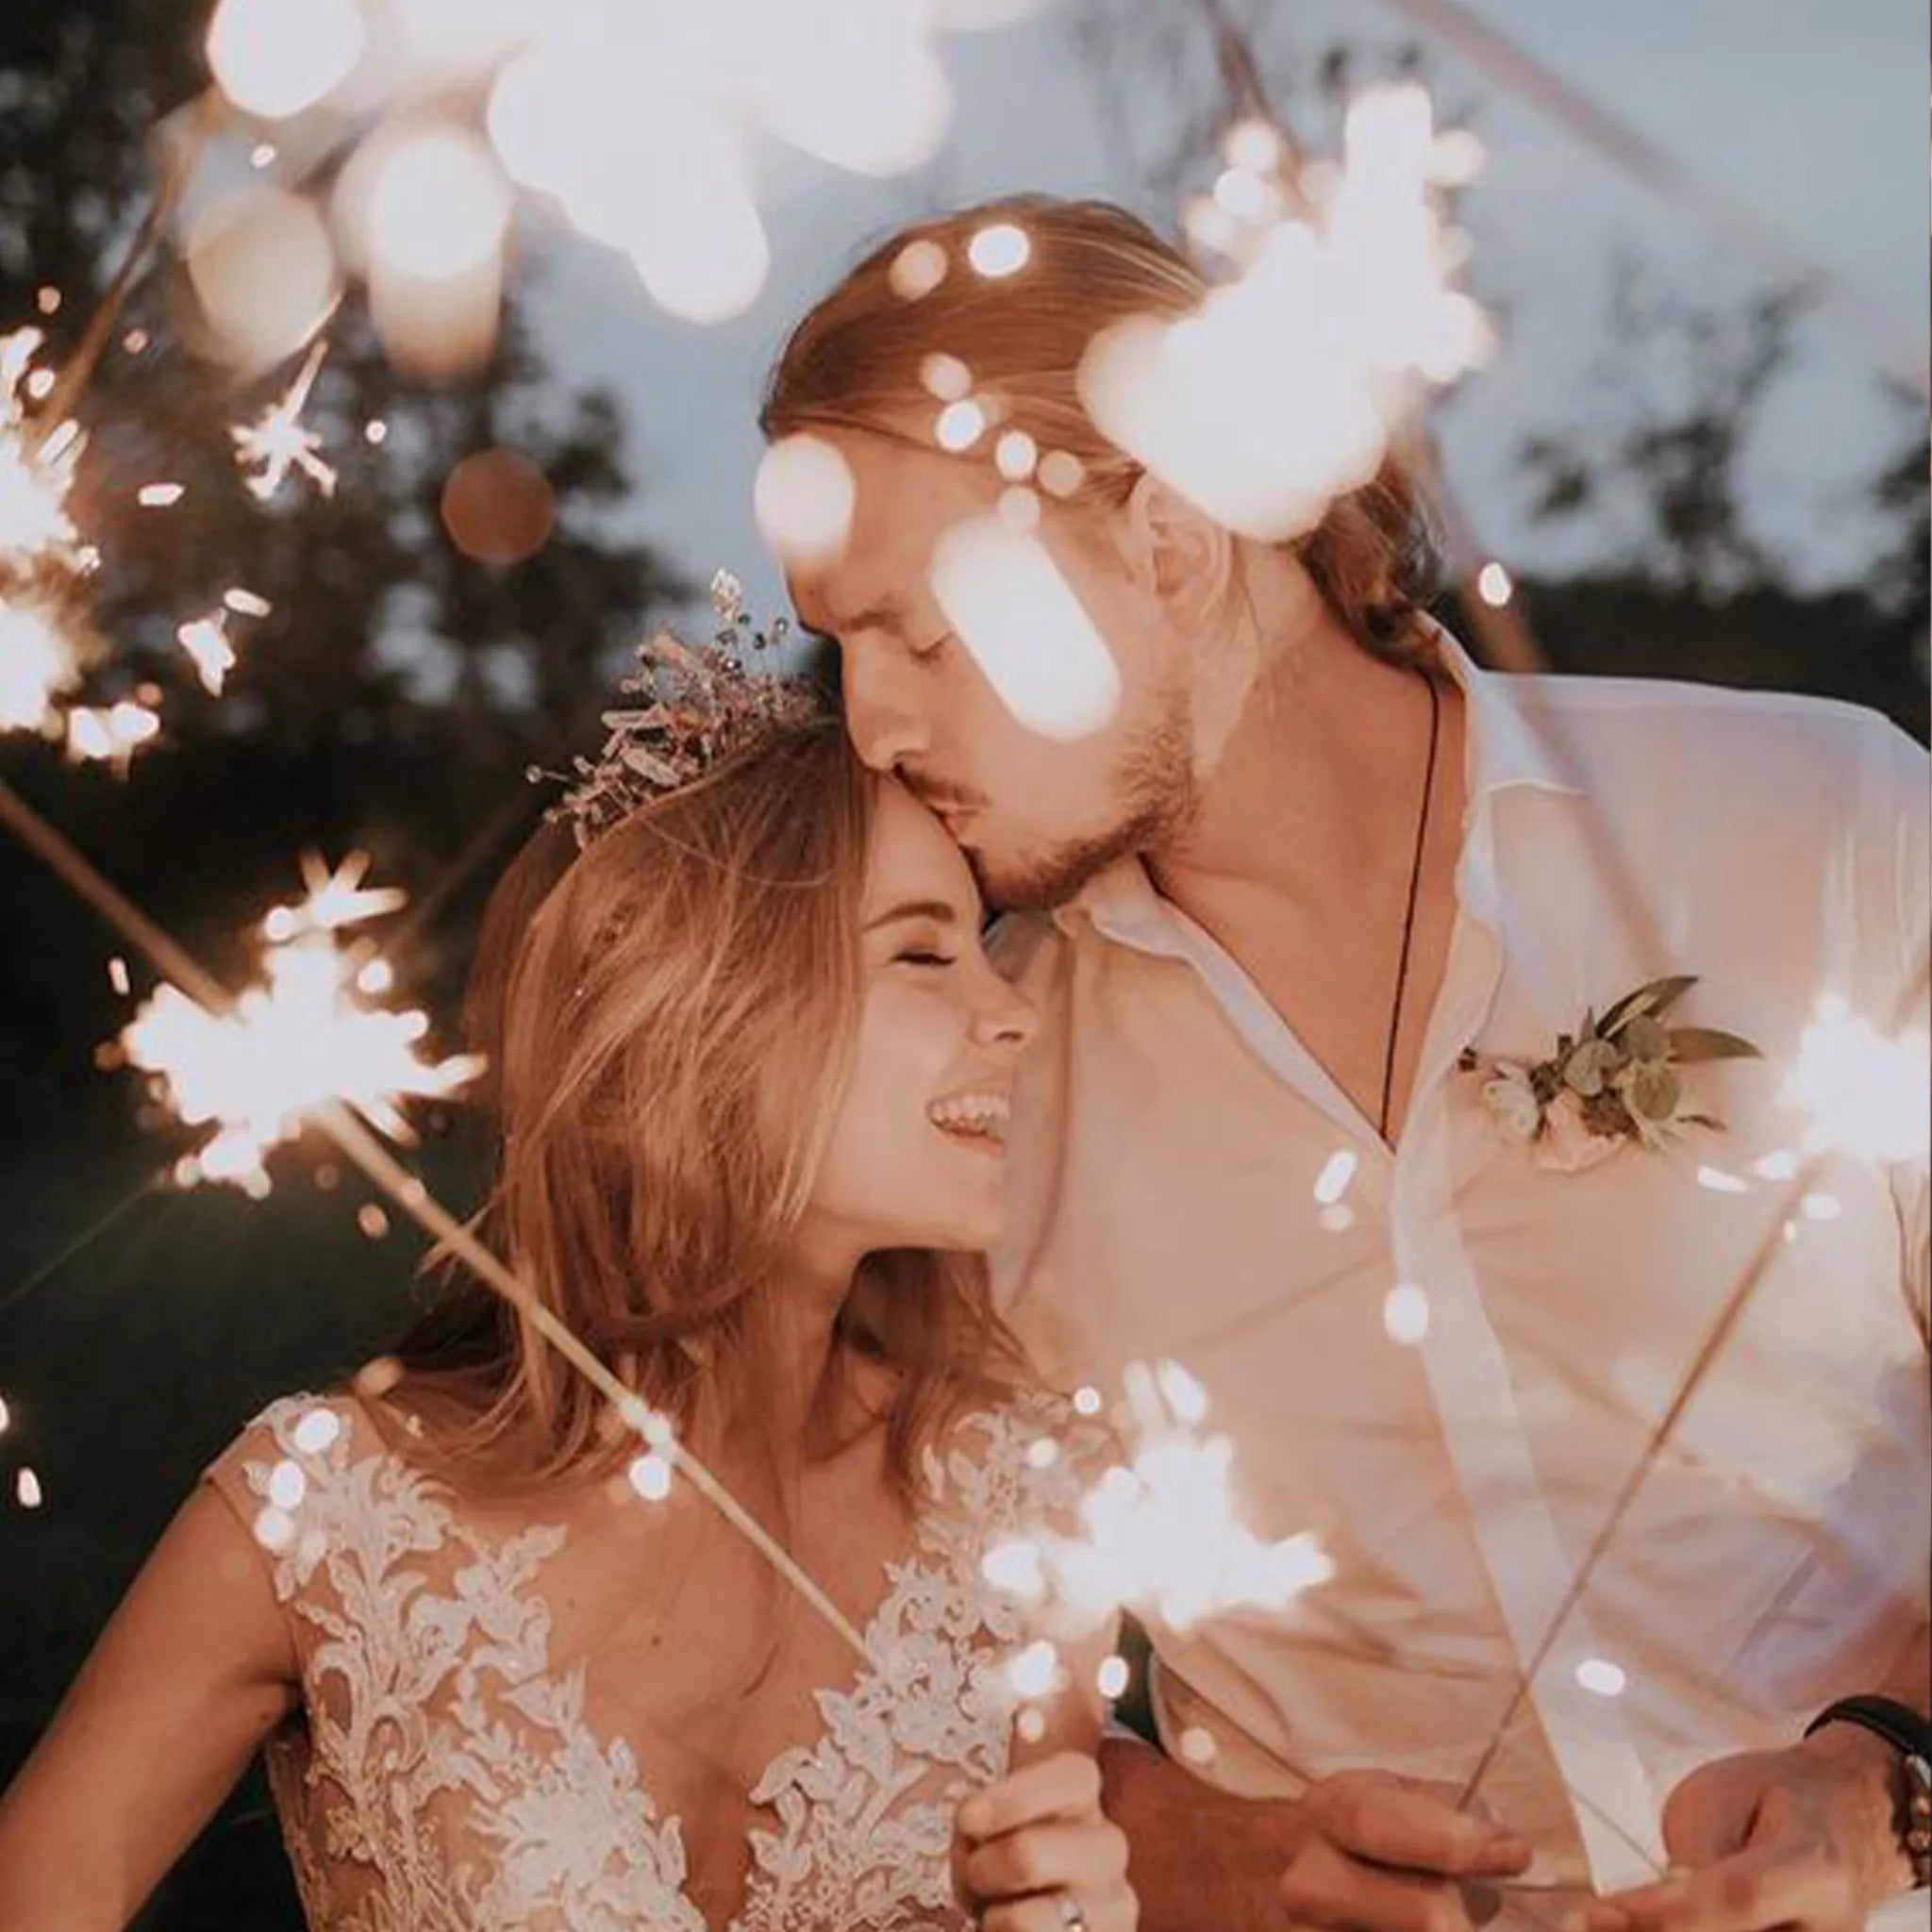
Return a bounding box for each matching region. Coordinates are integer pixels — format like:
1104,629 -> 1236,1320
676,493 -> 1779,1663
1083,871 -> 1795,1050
929,515 -> 1123,741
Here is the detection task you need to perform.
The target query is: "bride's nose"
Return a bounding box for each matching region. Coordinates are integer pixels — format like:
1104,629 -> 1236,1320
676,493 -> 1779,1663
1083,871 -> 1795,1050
969,969 -> 1039,1056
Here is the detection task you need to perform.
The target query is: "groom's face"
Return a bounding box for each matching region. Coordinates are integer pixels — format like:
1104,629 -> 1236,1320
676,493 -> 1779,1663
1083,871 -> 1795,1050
785,428 -> 1195,911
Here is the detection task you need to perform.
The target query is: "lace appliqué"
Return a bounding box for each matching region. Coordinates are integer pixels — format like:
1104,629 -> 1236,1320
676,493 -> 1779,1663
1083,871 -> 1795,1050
225,1389 -> 1086,1932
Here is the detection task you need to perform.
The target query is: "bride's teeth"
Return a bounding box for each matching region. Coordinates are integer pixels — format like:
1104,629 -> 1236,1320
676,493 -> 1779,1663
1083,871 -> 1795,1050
927,1091 -> 1010,1135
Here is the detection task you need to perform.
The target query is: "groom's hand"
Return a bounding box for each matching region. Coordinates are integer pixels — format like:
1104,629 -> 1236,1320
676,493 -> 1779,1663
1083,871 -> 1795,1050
1584,1727 -> 1912,1932
1278,1770 -> 1533,1932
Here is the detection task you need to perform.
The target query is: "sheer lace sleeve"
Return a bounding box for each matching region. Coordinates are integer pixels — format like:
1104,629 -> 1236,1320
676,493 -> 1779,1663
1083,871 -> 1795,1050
198,1392 -> 704,1932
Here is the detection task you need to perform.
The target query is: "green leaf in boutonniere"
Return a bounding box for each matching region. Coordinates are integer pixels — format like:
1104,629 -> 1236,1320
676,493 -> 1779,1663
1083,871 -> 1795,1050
1666,1027 -> 1764,1065
1463,974 -> 1762,1172
1562,1037 -> 1623,1097
1619,1014 -> 1671,1063
1624,1060 -> 1683,1123
1599,974 -> 1699,1040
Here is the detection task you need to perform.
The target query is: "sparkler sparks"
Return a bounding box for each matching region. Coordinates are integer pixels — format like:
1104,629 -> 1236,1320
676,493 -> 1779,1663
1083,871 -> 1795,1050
1783,992 -> 1931,1164
0,597 -> 81,733
231,339 -> 337,502
1081,83 -> 1491,545
0,328 -> 94,578
176,592 -> 271,697
118,854 -> 482,1194
985,1359 -> 1333,1641
176,613 -> 236,695
0,329 -> 97,740
66,700 -> 160,770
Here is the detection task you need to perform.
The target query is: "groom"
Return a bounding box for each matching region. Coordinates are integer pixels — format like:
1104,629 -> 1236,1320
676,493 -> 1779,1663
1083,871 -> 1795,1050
763,196 -> 1930,1931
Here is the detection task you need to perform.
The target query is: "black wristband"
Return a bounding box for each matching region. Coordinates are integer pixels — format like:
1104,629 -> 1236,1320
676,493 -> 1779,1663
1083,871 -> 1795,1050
1805,1695 -> 1932,1890
1805,1694 -> 1932,1764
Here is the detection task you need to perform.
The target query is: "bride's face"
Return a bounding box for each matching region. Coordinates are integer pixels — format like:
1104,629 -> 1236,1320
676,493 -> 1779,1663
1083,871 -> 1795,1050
794,779 -> 1038,1271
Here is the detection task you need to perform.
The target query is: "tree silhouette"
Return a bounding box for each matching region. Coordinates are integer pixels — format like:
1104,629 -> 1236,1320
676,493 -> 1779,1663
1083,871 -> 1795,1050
0,0 -> 693,1131
1519,260 -> 1811,598
1,0 -> 689,771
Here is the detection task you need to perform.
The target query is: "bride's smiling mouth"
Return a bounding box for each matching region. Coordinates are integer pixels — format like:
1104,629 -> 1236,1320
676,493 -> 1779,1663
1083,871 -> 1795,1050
926,1087 -> 1011,1153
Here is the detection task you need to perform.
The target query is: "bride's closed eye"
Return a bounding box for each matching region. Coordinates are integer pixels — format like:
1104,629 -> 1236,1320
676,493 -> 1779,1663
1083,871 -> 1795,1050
897,946 -> 957,969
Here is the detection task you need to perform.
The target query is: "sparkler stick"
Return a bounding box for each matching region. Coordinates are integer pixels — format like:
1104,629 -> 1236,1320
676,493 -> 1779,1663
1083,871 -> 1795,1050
1457,944 -> 1931,1810
1197,0 -> 1279,138
30,179 -> 182,448
0,775 -> 875,1669
0,1167 -> 168,1322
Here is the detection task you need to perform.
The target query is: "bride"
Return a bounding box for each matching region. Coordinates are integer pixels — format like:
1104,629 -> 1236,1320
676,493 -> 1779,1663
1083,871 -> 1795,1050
0,677 -> 1137,1931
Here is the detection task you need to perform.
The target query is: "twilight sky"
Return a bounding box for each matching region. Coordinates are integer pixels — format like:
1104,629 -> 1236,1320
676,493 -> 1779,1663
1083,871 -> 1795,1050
497,0 -> 1927,636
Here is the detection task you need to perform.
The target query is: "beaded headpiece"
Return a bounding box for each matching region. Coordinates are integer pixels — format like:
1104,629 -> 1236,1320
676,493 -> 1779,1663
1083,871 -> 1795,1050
532,569 -> 823,849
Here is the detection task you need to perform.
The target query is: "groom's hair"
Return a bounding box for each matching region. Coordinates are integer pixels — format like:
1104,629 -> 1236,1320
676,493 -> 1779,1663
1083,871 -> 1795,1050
763,193 -> 1441,669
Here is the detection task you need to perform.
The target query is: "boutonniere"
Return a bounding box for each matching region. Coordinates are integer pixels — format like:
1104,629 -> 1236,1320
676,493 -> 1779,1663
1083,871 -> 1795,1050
1458,974 -> 1762,1173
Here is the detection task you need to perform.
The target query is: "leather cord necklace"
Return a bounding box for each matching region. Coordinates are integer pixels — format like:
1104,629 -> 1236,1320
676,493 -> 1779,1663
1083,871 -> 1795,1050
1378,671 -> 1443,1144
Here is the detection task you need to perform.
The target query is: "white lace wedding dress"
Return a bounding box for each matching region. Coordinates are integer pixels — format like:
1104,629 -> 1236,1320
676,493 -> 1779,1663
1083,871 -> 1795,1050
204,1386 -> 1084,1932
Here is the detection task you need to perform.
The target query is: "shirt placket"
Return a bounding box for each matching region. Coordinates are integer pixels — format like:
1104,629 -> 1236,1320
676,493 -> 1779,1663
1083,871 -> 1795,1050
1391,804 -> 1662,1890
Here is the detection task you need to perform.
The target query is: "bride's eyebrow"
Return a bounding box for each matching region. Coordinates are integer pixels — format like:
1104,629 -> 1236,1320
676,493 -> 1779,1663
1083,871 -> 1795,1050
865,899 -> 958,932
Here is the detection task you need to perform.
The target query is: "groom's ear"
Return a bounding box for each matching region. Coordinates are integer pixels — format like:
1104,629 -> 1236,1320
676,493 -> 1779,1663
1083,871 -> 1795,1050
1120,470 -> 1235,622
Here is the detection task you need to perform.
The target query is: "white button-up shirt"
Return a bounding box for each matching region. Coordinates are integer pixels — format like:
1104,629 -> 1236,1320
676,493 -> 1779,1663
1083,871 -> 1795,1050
991,641 -> 1929,1907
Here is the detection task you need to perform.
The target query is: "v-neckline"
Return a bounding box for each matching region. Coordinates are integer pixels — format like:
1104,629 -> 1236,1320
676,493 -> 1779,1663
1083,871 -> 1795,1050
523,1402 -> 1015,1932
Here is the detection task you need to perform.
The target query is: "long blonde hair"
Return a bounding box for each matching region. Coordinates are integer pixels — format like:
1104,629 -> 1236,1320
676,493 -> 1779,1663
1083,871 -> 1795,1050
391,721 -> 1025,1501
762,193 -> 1441,664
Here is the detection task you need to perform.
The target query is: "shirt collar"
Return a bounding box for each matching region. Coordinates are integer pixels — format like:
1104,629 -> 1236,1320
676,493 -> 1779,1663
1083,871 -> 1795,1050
1052,621 -> 1585,945
1429,619 -> 1586,805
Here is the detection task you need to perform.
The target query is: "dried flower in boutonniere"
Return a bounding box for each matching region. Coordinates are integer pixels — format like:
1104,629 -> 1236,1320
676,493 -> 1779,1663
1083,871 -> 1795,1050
1459,974 -> 1763,1173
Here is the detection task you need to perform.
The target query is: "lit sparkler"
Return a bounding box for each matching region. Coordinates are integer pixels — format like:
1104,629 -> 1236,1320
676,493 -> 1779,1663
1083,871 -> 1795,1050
118,853 -> 482,1193
0,597 -> 81,734
0,328 -> 95,575
1784,991 -> 1931,1164
231,338 -> 337,502
986,1359 -> 1333,1656
0,329 -> 96,735
1081,83 -> 1490,544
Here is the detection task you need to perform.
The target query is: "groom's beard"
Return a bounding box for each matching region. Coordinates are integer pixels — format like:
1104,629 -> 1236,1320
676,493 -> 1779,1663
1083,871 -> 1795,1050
970,709 -> 1199,913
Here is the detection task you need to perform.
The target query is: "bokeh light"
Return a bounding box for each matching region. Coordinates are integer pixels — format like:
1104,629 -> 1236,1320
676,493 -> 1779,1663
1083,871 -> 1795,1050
365,128 -> 513,283
968,221 -> 1031,277
935,399 -> 987,452
206,0 -> 366,121
187,186 -> 341,369
754,434 -> 857,564
440,448 -> 555,566
929,513 -> 1123,741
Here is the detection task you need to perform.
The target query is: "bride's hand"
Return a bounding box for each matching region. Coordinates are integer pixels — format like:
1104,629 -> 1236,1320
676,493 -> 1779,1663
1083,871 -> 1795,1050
953,1750 -> 1138,1932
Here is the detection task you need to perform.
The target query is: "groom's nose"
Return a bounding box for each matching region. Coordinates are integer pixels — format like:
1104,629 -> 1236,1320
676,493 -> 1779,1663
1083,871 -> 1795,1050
842,654 -> 930,774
